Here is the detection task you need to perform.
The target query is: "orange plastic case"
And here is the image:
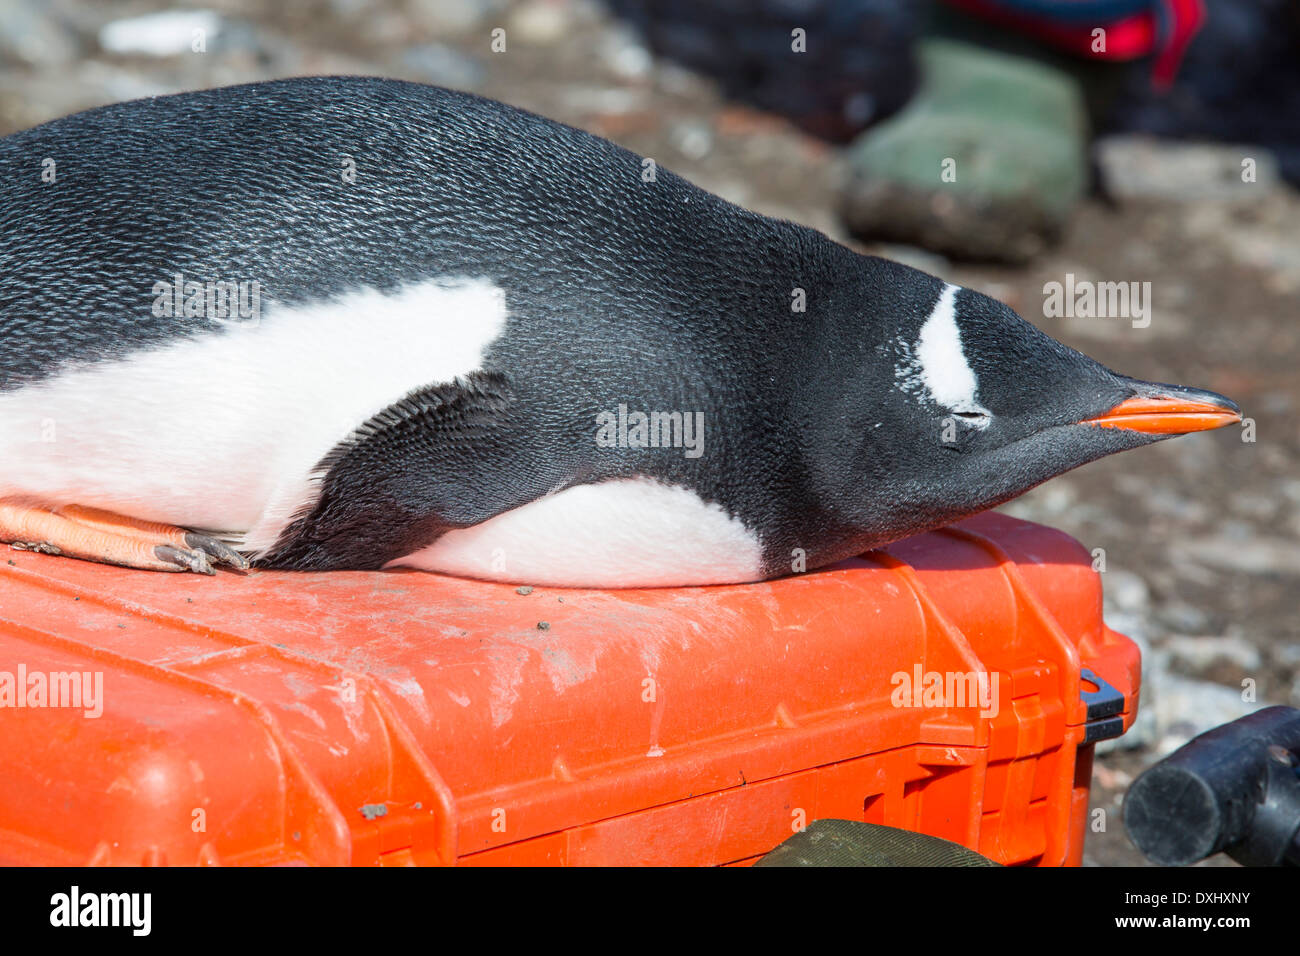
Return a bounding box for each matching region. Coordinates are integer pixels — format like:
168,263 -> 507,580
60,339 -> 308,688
0,512 -> 1138,866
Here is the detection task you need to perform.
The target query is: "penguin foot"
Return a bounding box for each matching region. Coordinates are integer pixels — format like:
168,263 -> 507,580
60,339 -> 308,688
0,500 -> 249,574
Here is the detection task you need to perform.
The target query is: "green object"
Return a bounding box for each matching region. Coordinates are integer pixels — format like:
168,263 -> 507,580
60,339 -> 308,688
842,37 -> 1088,263
756,819 -> 1000,867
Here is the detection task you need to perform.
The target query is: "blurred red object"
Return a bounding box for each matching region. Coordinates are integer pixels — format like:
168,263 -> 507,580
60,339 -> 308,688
944,0 -> 1205,88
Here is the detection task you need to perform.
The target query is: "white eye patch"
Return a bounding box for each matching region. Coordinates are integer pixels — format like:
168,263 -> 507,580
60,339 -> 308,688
895,283 -> 991,425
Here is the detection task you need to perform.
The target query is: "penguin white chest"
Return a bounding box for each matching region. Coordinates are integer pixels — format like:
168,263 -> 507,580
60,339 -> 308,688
389,477 -> 766,587
0,278 -> 508,549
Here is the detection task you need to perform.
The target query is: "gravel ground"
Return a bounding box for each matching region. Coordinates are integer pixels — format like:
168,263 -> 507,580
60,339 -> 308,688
2,0 -> 1295,867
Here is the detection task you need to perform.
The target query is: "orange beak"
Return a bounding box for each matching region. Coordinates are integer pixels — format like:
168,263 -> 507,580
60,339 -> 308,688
1081,394 -> 1242,435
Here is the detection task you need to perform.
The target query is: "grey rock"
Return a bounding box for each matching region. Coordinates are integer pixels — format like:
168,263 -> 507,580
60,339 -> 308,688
1180,198 -> 1300,292
1104,609 -> 1153,650
328,0 -> 375,17
1228,491 -> 1278,521
1133,673 -> 1263,757
1101,569 -> 1150,615
407,0 -> 502,35
1181,534 -> 1300,576
1155,600 -> 1210,634
508,0 -> 573,45
1274,643 -> 1300,669
0,0 -> 79,67
598,23 -> 653,81
1281,479 -> 1300,506
1146,490 -> 1209,524
1095,134 -> 1281,202
1162,634 -> 1262,673
670,119 -> 714,161
1036,481 -> 1078,517
558,85 -> 650,116
98,10 -> 224,58
655,61 -> 714,99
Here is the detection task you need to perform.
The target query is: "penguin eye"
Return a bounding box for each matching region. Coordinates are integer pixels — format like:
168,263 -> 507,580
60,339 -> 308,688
950,409 -> 991,429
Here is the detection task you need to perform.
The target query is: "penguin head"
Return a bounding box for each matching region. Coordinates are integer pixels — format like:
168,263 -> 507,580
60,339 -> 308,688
806,264 -> 1241,550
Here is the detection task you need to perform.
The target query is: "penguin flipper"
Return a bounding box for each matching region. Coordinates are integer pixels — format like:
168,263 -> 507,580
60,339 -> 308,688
0,500 -> 249,574
259,371 -> 560,571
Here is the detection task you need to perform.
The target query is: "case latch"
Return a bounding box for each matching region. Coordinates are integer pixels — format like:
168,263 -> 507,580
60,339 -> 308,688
1080,667 -> 1125,743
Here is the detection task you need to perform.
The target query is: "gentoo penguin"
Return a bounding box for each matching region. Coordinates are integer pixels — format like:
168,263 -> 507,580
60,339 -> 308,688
0,77 -> 1240,587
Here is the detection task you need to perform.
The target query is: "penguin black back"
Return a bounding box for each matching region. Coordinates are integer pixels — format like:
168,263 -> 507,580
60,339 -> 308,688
1,75 -> 833,386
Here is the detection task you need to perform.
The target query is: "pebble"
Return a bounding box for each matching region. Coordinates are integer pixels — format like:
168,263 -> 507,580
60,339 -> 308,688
99,10 -> 224,58
669,119 -> 713,160
1143,491 -> 1209,525
1162,634 -> 1262,673
559,85 -> 650,116
1280,480 -> 1300,506
328,0 -> 374,17
655,61 -> 713,99
1092,764 -> 1132,790
1103,609 -> 1152,650
598,23 -> 653,81
1228,491 -> 1277,521
1101,569 -> 1150,615
407,0 -> 499,35
1035,481 -> 1078,517
1274,644 -> 1300,668
0,0 -> 79,67
1180,534 -> 1300,576
508,0 -> 572,45
1155,600 -> 1210,633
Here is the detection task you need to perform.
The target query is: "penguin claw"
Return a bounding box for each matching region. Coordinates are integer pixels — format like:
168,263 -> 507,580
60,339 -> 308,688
154,545 -> 216,575
183,532 -> 251,570
0,500 -> 251,575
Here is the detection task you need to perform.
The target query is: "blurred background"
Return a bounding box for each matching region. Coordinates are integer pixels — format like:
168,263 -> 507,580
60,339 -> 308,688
1,0 -> 1296,865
